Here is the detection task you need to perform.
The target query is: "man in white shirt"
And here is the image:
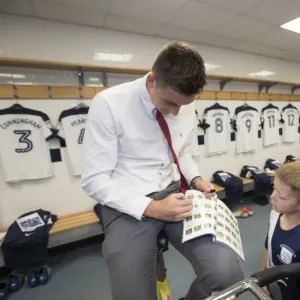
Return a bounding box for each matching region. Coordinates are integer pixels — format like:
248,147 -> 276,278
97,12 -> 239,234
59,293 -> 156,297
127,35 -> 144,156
82,42 -> 243,300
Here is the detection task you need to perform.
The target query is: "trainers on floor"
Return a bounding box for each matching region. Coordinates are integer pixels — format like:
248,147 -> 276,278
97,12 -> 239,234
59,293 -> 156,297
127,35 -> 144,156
38,265 -> 52,285
233,208 -> 249,218
8,271 -> 24,293
0,281 -> 8,299
245,207 -> 254,216
26,269 -> 39,288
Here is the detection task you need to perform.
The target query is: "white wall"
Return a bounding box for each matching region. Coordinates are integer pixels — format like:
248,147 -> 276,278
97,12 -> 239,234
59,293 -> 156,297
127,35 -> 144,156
0,13 -> 300,229
1,13 -> 300,83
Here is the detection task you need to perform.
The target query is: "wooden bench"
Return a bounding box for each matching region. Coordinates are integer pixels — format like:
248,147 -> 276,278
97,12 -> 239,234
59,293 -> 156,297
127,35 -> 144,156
50,210 -> 99,235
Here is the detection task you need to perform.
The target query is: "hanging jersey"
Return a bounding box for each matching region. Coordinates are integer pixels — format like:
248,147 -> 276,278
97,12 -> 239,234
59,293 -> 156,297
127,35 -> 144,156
57,106 -> 89,176
281,105 -> 299,143
233,105 -> 259,154
0,106 -> 53,182
261,105 -> 281,146
202,104 -> 231,155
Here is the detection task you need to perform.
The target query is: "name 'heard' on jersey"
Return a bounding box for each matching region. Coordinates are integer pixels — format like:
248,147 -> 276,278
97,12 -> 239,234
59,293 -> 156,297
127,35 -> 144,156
0,105 -> 53,182
57,106 -> 89,176
233,105 -> 260,154
201,103 -> 231,155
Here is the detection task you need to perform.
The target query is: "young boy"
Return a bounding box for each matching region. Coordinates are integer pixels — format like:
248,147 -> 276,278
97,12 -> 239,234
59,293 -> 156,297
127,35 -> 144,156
260,162 -> 300,300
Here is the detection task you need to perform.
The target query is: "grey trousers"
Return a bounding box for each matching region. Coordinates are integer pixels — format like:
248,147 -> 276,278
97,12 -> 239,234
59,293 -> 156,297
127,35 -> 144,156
101,181 -> 244,300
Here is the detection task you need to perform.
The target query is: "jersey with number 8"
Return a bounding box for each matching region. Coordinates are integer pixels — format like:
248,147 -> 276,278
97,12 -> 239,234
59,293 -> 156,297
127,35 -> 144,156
234,105 -> 260,154
57,106 -> 89,176
202,104 -> 231,155
0,107 -> 53,182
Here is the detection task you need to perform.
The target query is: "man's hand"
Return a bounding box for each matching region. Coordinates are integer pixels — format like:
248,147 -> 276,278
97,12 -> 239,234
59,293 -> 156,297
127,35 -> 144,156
193,178 -> 215,197
262,286 -> 270,296
144,193 -> 193,222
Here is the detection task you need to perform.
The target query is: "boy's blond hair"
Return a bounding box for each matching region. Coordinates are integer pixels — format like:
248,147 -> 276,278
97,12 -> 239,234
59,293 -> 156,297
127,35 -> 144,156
276,162 -> 300,202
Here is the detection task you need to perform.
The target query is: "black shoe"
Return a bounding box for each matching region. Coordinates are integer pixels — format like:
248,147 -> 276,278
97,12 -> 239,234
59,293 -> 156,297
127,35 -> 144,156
0,281 -> 8,299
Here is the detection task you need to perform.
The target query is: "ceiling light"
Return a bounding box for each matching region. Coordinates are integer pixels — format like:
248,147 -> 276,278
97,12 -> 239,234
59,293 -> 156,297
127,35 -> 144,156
13,74 -> 26,79
94,52 -> 133,62
281,17 -> 300,34
248,71 -> 276,77
0,73 -> 12,78
17,82 -> 34,85
205,63 -> 221,71
0,73 -> 26,78
89,77 -> 100,82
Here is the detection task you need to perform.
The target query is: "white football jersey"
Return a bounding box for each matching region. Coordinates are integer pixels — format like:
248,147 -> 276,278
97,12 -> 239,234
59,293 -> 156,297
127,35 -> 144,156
0,106 -> 53,182
234,105 -> 260,154
202,104 -> 231,155
57,106 -> 89,176
261,104 -> 281,146
281,104 -> 299,143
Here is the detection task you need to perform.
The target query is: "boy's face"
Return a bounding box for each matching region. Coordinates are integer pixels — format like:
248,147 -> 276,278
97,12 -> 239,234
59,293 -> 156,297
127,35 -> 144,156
271,176 -> 299,214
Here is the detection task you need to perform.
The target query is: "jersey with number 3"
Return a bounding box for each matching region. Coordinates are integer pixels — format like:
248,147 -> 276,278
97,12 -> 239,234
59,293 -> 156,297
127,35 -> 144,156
261,105 -> 281,146
202,104 -> 231,155
281,105 -> 299,143
0,107 -> 53,182
234,105 -> 260,154
57,107 -> 89,176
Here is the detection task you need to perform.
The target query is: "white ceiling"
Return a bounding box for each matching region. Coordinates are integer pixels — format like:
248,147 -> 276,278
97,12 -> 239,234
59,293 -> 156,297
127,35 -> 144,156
1,0 -> 300,62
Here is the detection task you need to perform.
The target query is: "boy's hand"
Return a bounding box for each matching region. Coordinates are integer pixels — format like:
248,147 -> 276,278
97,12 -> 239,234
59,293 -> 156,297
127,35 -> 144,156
262,286 -> 270,296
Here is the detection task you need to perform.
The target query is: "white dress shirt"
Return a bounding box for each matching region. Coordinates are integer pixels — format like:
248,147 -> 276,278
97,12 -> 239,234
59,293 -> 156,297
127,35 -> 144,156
81,74 -> 200,220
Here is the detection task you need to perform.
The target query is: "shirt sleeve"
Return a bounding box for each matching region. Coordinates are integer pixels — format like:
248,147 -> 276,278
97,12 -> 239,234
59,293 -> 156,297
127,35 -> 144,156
178,113 -> 201,184
81,94 -> 152,221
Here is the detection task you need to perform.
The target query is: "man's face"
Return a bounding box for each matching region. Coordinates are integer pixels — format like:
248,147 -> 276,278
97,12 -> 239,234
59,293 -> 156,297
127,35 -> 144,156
271,176 -> 299,214
146,72 -> 196,116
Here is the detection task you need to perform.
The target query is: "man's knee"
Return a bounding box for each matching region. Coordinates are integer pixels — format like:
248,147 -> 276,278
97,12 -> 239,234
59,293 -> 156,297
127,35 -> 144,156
213,265 -> 243,290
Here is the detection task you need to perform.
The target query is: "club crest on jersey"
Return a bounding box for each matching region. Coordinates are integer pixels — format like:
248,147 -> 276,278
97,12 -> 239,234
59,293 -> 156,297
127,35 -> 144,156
277,244 -> 296,264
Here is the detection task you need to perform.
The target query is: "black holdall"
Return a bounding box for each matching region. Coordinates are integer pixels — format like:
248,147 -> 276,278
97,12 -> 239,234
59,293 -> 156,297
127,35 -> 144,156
240,166 -> 271,206
213,170 -> 243,209
264,159 -> 284,171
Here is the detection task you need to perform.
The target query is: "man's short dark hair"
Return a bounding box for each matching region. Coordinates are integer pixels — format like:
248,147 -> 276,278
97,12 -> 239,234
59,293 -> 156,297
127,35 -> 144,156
152,42 -> 207,96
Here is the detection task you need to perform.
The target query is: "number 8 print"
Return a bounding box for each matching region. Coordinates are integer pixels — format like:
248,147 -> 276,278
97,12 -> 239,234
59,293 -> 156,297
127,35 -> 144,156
215,118 -> 223,133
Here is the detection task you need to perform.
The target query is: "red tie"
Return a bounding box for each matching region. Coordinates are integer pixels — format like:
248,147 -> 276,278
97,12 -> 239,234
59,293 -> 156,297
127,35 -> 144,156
156,110 -> 189,193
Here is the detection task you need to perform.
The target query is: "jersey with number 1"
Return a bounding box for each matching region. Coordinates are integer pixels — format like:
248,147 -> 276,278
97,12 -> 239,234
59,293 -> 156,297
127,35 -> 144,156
0,106 -> 53,182
202,104 -> 231,155
261,105 -> 281,146
57,107 -> 89,176
234,105 -> 260,154
281,105 -> 299,143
